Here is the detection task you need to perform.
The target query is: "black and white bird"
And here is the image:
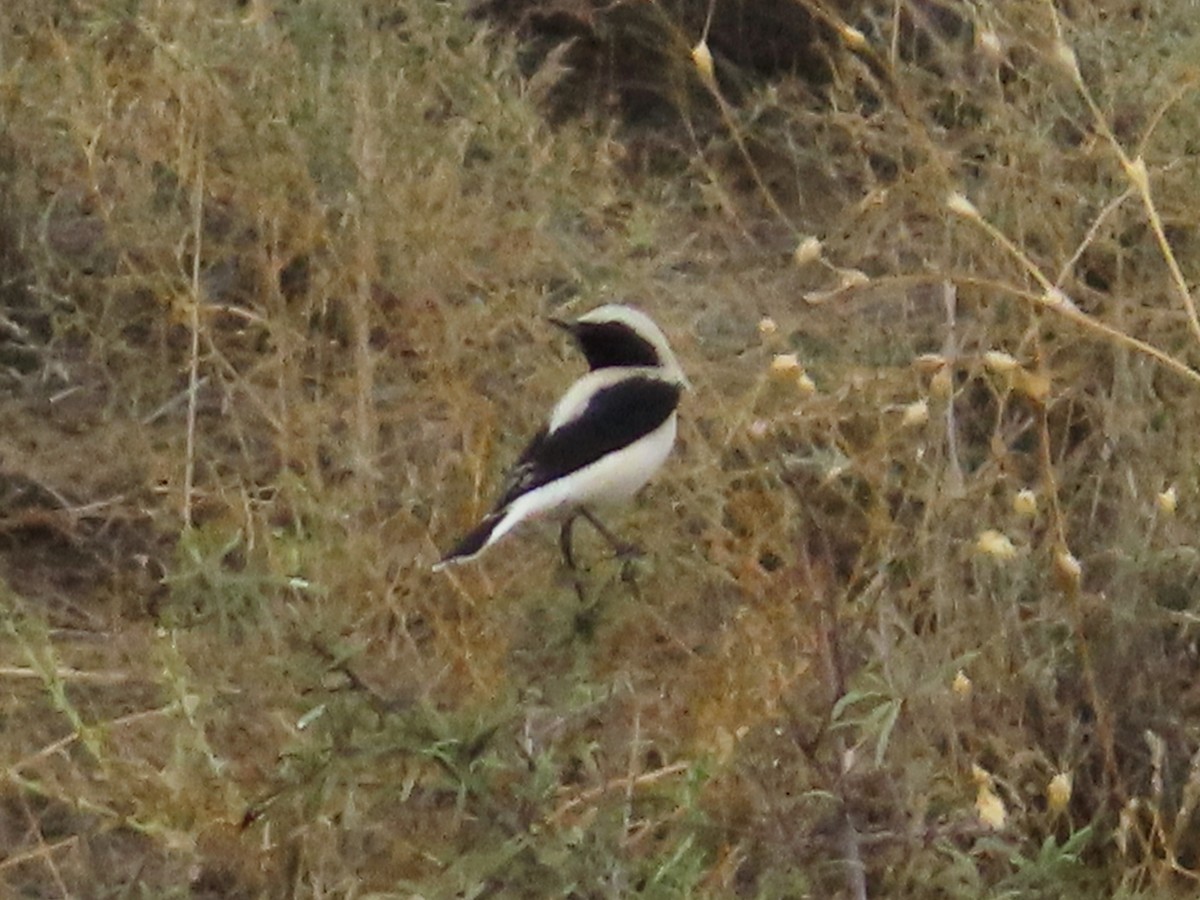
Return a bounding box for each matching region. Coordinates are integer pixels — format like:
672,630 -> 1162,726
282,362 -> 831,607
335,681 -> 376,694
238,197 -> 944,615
433,304 -> 687,572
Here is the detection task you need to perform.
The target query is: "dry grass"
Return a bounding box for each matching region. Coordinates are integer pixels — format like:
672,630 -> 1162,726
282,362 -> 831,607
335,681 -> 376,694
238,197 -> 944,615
2,0 -> 1200,896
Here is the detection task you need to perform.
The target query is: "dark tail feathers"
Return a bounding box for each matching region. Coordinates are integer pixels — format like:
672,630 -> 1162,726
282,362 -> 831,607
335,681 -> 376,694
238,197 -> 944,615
432,512 -> 506,571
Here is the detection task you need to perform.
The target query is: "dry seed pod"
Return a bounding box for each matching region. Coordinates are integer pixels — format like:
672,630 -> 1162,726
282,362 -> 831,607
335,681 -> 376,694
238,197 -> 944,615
901,400 -> 929,427
691,40 -> 715,84
976,529 -> 1017,561
793,236 -> 822,267
1054,549 -> 1082,592
1013,489 -> 1037,517
1047,772 -> 1073,816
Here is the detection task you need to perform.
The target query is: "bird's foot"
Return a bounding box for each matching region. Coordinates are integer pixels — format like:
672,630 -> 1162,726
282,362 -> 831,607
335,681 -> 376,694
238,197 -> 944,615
611,539 -> 644,561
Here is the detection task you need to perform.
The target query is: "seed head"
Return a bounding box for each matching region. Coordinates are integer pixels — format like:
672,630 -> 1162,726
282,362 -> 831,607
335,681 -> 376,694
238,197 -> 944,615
691,40 -> 715,84
976,529 -> 1017,560
984,350 -> 1019,374
1013,489 -> 1037,517
793,236 -> 823,267
770,353 -> 801,376
946,192 -> 980,219
953,669 -> 972,696
901,399 -> 929,427
1047,771 -> 1073,816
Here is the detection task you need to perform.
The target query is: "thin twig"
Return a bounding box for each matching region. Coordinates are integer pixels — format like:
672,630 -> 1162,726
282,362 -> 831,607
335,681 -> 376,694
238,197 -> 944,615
1046,2 -> 1200,348
0,834 -> 78,876
183,133 -> 205,528
952,206 -> 1200,388
804,547 -> 868,900
548,761 -> 690,825
940,281 -> 964,495
0,666 -> 138,684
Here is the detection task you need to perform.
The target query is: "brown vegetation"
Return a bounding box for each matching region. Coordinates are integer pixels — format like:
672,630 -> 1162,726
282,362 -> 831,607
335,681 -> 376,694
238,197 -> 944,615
2,0 -> 1200,896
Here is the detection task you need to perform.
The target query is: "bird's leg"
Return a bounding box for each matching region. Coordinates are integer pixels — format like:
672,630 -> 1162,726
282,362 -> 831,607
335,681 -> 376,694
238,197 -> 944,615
578,507 -> 643,560
559,512 -> 589,603
559,512 -> 580,571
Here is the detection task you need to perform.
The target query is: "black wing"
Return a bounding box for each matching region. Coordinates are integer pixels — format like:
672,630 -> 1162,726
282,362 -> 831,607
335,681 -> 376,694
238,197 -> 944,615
493,375 -> 682,510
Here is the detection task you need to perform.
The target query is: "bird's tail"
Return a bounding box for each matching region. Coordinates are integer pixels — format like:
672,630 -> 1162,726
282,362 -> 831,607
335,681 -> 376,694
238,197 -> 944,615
432,511 -> 508,571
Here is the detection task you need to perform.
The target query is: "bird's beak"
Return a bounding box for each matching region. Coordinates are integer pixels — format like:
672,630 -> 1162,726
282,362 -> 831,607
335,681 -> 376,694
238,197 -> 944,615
548,317 -> 574,333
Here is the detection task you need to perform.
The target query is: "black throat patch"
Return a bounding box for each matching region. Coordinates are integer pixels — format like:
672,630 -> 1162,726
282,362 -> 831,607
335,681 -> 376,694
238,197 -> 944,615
570,321 -> 662,369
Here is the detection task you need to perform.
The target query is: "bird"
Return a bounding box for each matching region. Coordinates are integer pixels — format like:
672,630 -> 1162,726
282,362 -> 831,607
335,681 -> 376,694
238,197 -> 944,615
433,304 -> 687,573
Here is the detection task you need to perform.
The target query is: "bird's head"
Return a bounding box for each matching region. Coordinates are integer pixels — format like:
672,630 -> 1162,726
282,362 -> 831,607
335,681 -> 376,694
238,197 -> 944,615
551,304 -> 689,388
